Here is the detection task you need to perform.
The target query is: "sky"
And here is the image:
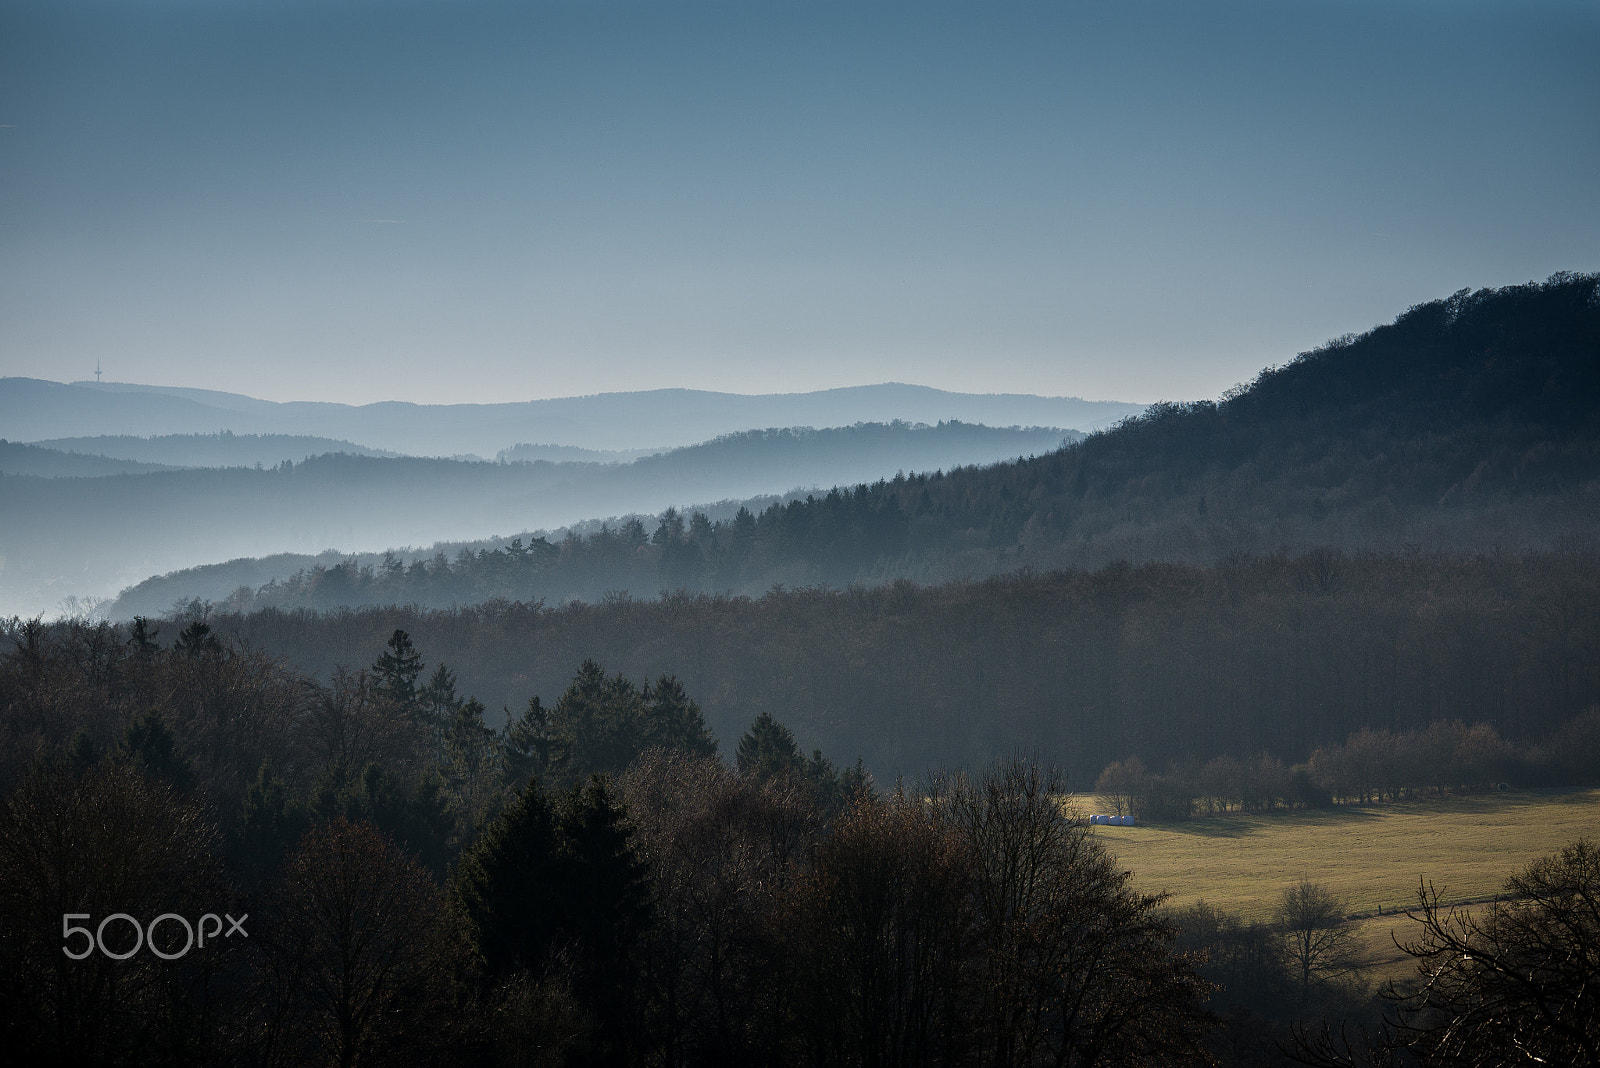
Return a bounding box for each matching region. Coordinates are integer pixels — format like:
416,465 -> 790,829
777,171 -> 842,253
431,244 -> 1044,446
1,0 -> 1595,407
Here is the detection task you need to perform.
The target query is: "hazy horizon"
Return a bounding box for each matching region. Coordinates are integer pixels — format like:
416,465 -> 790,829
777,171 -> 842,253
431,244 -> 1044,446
29,376 -> 1149,408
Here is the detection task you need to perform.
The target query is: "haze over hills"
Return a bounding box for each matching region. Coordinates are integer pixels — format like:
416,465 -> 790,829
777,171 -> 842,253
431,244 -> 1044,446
14,274 -> 1597,623
1,379 -> 1144,457
24,432 -> 400,469
1,420 -> 1078,618
132,273 -> 1600,620
0,441 -> 182,479
132,273 -> 1598,791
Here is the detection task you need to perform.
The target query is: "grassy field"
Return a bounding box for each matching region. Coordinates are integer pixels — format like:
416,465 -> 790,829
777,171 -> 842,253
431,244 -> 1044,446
1069,788 -> 1600,976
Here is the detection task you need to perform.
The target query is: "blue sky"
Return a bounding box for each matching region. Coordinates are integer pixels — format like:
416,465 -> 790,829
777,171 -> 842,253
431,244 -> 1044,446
1,0 -> 1595,405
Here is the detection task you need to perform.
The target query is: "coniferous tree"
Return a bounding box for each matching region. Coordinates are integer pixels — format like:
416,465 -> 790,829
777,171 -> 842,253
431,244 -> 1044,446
233,757 -> 310,884
128,615 -> 160,656
546,661 -> 646,780
736,712 -> 804,784
504,695 -> 551,785
445,697 -> 503,832
119,708 -> 194,793
642,675 -> 717,758
418,661 -> 461,757
555,775 -> 653,1064
372,628 -> 424,712
175,619 -> 221,657
451,782 -> 565,976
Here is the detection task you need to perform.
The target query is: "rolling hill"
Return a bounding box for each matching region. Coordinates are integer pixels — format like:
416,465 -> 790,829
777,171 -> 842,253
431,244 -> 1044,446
0,379 -> 1143,457
2,420 -> 1078,618
141,273 -> 1600,616
26,432 -> 400,468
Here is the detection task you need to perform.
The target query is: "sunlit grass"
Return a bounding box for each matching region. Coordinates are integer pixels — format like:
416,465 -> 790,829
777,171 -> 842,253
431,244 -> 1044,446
1065,788 -> 1600,975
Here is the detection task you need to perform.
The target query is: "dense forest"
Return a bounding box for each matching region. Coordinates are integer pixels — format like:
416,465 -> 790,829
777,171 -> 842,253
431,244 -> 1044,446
0,440 -> 181,478
189,547 -> 1600,788
6,275 -> 1600,1065
0,621 -> 1227,1066
125,274 -> 1600,618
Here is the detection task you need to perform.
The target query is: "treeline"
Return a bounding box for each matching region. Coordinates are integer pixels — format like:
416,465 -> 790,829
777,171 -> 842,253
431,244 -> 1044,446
1094,714 -> 1600,822
112,273 -> 1600,619
0,621 -> 1219,1066
0,618 -> 862,861
0,439 -> 180,478
184,547 -> 1600,788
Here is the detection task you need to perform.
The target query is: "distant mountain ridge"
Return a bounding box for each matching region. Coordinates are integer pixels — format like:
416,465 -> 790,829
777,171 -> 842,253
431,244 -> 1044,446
1,420 -> 1079,618
2,379 -> 1145,456
27,432 -> 399,469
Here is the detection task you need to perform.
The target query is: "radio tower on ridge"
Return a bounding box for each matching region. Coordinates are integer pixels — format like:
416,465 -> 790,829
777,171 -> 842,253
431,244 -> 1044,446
95,359 -> 102,383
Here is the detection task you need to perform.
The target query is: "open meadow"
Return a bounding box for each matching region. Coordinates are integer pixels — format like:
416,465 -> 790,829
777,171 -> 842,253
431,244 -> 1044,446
1074,788 -> 1600,976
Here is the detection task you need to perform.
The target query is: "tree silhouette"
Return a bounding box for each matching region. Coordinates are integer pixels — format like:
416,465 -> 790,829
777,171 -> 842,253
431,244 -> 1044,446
1276,880 -> 1359,1007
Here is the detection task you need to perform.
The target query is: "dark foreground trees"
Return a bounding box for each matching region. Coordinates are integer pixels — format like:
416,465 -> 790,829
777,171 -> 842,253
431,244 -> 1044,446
1389,837 -> 1600,1066
0,621 -> 1220,1066
930,761 -> 1216,1068
616,754 -> 1215,1068
1295,837 -> 1600,1067
0,758 -> 237,1065
253,818 -> 460,1068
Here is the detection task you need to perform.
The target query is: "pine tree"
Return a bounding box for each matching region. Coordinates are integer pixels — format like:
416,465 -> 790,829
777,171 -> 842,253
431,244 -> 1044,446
128,616 -> 160,656
372,628 -> 424,710
735,712 -> 804,783
503,695 -> 550,785
642,675 -> 717,758
555,775 -> 653,1061
119,709 -> 193,792
174,619 -> 220,657
446,698 -> 503,831
419,662 -> 461,754
547,660 -> 644,779
451,782 -> 563,975
233,758 -> 309,883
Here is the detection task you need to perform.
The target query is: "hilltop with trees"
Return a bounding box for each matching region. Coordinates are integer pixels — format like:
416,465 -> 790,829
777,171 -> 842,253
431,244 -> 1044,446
113,272 -> 1599,617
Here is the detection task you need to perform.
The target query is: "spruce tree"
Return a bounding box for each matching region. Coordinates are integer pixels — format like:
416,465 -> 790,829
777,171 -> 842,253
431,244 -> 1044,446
372,628 -> 424,710
642,674 -> 717,758
119,709 -> 193,792
735,712 -> 804,783
451,782 -> 563,975
233,758 -> 309,883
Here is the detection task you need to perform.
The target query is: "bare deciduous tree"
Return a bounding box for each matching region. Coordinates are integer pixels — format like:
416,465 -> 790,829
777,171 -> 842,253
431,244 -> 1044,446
0,758 -> 233,1064
256,817 -> 452,1068
1277,880 -> 1360,1006
1389,838 -> 1600,1066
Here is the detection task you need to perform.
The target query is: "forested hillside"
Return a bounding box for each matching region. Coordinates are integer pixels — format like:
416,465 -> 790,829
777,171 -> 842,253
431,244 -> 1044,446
9,277 -> 1599,1066
160,274 -> 1600,616
0,441 -> 179,478
205,548 -> 1600,786
3,420 -> 1072,618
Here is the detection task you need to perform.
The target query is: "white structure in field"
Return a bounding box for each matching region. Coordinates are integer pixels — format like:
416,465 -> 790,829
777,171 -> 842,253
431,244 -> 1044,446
1088,814 -> 1137,827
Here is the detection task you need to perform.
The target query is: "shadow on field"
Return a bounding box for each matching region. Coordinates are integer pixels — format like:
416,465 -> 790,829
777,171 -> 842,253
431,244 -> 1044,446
1133,806 -> 1388,839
